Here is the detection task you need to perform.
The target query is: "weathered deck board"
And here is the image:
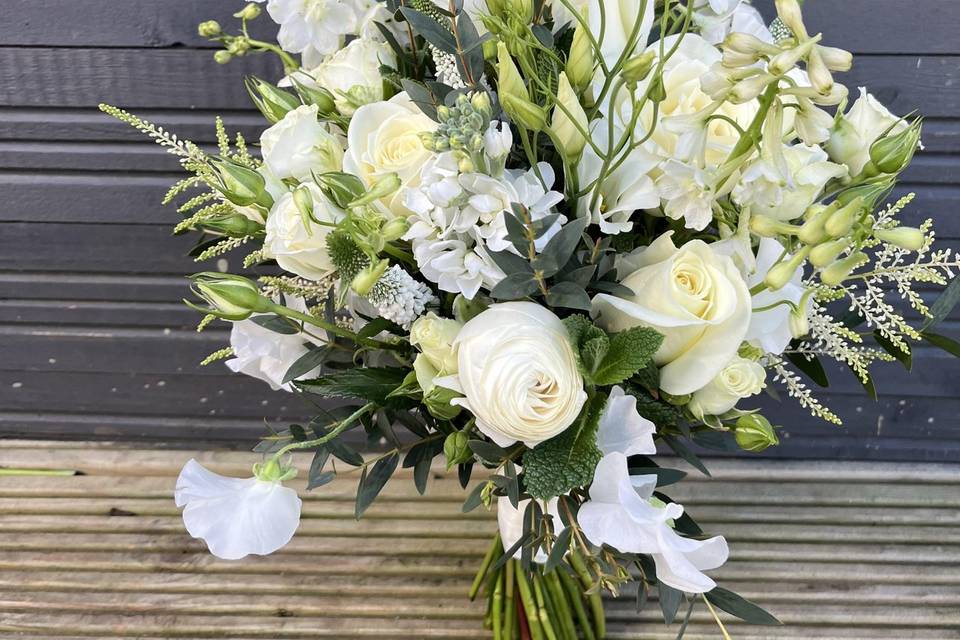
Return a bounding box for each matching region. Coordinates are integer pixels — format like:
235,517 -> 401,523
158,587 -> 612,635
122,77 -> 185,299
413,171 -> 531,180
0,441 -> 957,639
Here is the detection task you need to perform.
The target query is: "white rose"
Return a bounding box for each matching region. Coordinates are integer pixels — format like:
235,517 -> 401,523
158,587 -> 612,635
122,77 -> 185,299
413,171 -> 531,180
688,356 -> 766,417
591,232 -> 751,395
410,312 -> 462,374
826,87 -> 908,177
260,104 -> 343,181
436,302 -> 587,448
292,38 -> 395,116
263,183 -> 344,281
343,92 -> 439,217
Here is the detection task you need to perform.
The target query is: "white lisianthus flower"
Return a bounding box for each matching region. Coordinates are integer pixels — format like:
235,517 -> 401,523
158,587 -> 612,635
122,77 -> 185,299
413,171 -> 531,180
497,496 -> 562,561
175,459 -> 301,560
826,87 -> 909,177
343,92 -> 438,217
258,0 -> 358,61
227,295 -> 326,391
688,356 -> 766,417
435,302 -> 587,448
597,386 -> 657,457
263,183 -> 344,281
579,452 -> 729,593
592,232 -> 751,396
746,238 -> 810,354
733,144 -> 847,222
655,160 -> 717,231
260,104 -> 343,181
287,38 -> 395,116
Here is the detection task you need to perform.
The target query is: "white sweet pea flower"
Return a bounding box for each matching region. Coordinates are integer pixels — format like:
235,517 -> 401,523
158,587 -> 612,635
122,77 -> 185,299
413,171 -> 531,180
746,238 -> 810,354
263,182 -> 344,281
826,87 -> 910,177
436,302 -> 587,448
579,452 -> 729,593
655,160 -> 717,231
175,459 -> 301,560
497,496 -> 562,562
688,356 -> 766,417
260,104 -> 343,181
597,386 -> 657,457
227,295 -> 326,391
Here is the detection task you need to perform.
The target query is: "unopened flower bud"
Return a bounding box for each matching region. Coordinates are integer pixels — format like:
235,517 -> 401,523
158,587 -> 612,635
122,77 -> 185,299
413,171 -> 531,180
506,0 -> 533,23
350,173 -> 402,208
314,171 -> 365,209
496,42 -> 529,103
798,205 -> 835,245
809,238 -> 850,268
212,158 -> 273,209
352,258 -> 389,296
566,12 -> 595,92
834,178 -> 894,211
458,155 -> 475,173
765,246 -> 811,291
443,430 -> 471,467
501,94 -> 546,131
292,184 -> 315,223
381,218 -> 409,243
751,215 -> 801,238
622,50 -> 656,84
246,76 -> 301,124
188,273 -> 271,320
875,226 -> 925,252
201,212 -> 264,237
788,306 -> 810,339
730,74 -> 774,104
869,120 -> 922,175
817,45 -> 853,72
214,50 -> 233,65
825,196 -> 863,237
198,20 -> 222,38
550,72 -> 588,161
820,252 -> 868,286
806,48 -> 835,95
471,92 -> 493,120
291,79 -> 337,114
735,414 -> 780,452
774,0 -> 808,40
235,3 -> 262,20
768,37 -> 819,76
723,32 -> 779,57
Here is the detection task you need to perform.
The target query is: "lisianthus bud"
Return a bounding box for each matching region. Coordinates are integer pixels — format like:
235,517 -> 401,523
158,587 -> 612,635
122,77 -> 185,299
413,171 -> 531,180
188,273 -> 272,320
496,42 -> 529,104
211,158 -> 273,209
869,120 -> 922,175
622,50 -> 656,84
245,76 -> 301,124
735,414 -> 780,452
788,305 -> 810,338
809,238 -> 849,268
235,3 -> 261,20
875,226 -> 925,252
825,196 -> 863,237
291,79 -> 337,115
350,173 -> 402,208
566,11 -> 594,92
820,252 -> 868,286
550,72 -> 588,161
443,430 -> 471,468
292,184 -> 315,222
501,94 -> 546,131
198,20 -> 222,37
352,258 -> 389,296
314,171 -> 366,209
817,45 -> 853,72
201,211 -> 264,237
765,246 -> 810,291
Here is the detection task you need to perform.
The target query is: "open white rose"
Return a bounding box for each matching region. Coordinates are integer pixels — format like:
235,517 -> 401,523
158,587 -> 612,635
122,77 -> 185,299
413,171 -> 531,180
591,232 -> 751,395
227,295 -> 327,391
826,87 -> 908,177
436,302 -> 587,448
579,452 -> 728,593
289,38 -> 395,116
175,459 -> 301,560
260,104 -> 343,181
343,92 -> 439,217
747,238 -> 809,354
688,356 -> 766,417
263,182 -> 344,281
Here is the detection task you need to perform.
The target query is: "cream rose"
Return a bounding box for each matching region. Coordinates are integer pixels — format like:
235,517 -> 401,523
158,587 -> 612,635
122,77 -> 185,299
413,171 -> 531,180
436,302 -> 587,448
291,38 -> 395,116
343,92 -> 438,217
263,183 -> 344,281
410,312 -> 462,375
826,87 -> 908,177
591,232 -> 751,395
687,356 -> 766,417
260,104 -> 343,181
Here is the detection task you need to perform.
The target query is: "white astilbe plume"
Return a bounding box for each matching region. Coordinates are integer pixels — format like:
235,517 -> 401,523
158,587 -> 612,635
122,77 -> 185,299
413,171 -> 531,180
796,301 -> 893,384
367,265 -> 435,329
769,359 -> 841,425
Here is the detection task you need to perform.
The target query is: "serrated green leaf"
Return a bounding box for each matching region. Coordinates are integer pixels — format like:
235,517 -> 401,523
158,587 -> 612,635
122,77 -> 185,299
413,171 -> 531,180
592,326 -> 663,386
704,587 -> 781,625
355,452 -> 399,519
296,367 -> 408,404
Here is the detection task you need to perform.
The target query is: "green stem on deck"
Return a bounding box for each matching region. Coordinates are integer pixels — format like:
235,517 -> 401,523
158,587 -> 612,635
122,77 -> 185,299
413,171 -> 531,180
471,533 -> 503,600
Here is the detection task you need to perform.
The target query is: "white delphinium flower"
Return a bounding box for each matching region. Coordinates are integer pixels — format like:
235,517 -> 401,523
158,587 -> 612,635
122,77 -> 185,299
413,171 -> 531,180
597,386 -> 657,457
655,160 -> 717,231
578,452 -> 729,593
227,295 -> 326,391
733,144 -> 847,221
747,238 -> 810,354
255,0 -> 359,61
366,265 -> 436,329
693,0 -> 772,45
175,458 -> 301,560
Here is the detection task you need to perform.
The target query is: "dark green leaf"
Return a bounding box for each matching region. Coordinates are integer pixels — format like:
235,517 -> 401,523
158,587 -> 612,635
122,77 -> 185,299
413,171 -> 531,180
627,464 -> 687,487
848,364 -> 878,400
631,362 -> 660,391
327,437 -> 364,466
250,314 -> 299,334
399,7 -> 457,53
562,264 -> 597,287
873,331 -> 912,370
504,211 -> 531,256
297,367 -> 409,404
401,79 -> 441,120
923,277 -> 960,330
357,316 -> 404,339
490,272 -> 540,299
580,335 -> 610,376
454,13 -> 485,84
468,439 -> 510,462
544,527 -> 572,573
691,430 -> 740,452
592,327 -> 664,386
628,387 -> 679,427
704,587 -> 781,625
355,452 -> 399,518
658,583 -> 684,625
785,352 -> 830,387
282,345 -> 330,384
462,481 -> 486,512
493,531 -> 532,572
531,23 -> 554,47
922,331 -> 960,357
588,280 -> 635,297
545,282 -> 592,310
487,249 -> 533,276
458,462 -> 473,488
306,447 -> 332,490
403,438 -> 442,495
661,435 -> 710,477
534,217 -> 588,278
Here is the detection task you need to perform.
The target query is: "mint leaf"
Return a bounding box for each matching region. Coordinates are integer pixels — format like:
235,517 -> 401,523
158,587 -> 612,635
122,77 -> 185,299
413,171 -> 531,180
592,326 -> 664,386
562,314 -> 610,380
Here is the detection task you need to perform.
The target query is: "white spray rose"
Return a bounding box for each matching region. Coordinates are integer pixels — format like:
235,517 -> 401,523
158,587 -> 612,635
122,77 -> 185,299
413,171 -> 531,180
435,302 -> 587,448
826,87 -> 908,177
291,38 -> 395,116
591,232 -> 751,396
260,104 -> 343,181
410,312 -> 462,374
688,356 -> 766,417
263,183 -> 344,281
343,92 -> 439,217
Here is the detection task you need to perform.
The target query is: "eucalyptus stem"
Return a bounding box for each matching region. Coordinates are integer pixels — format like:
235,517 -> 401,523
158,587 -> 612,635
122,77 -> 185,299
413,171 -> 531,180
270,402 -> 374,460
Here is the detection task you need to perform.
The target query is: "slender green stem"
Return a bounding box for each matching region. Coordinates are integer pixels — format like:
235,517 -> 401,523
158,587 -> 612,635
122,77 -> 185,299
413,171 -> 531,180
558,570 -> 596,640
471,533 -> 503,600
269,304 -> 403,352
545,571 -> 577,640
516,569 -> 546,640
0,468 -> 78,477
533,575 -> 559,640
270,403 -> 374,461
504,560 -> 517,640
493,569 -> 504,640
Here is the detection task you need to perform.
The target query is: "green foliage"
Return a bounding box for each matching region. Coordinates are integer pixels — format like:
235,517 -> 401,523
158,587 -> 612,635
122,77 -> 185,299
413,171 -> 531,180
562,315 -> 664,387
296,367 -> 410,404
522,393 -> 606,499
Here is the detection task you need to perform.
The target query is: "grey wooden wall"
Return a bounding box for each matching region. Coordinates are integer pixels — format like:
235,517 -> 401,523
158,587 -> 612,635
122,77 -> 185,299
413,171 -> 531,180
0,1 -> 957,460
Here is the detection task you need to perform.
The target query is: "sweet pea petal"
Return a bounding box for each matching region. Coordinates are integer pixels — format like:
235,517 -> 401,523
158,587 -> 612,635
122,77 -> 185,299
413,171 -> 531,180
597,386 -> 657,457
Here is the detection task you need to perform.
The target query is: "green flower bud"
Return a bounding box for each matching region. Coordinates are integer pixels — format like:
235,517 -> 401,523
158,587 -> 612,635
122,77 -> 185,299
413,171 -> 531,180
350,173 -> 402,208
496,42 -> 530,104
824,196 -> 863,238
750,215 -> 801,238
820,251 -> 868,286
352,258 -> 389,296
188,273 -> 272,321
648,75 -> 667,103
869,119 -> 922,175
200,212 -> 264,237
290,78 -> 337,115
834,178 -> 895,212
817,45 -> 853,72
381,217 -> 409,243
501,94 -> 546,132
245,76 -> 301,124
765,246 -> 810,291
735,414 -> 780,452
214,50 -> 233,65
471,91 -> 493,120
774,0 -> 808,40
809,238 -> 850,268
211,158 -> 273,209
550,72 -> 588,161
198,20 -> 222,38
314,171 -> 366,209
566,12 -> 595,92
875,226 -> 925,252
788,305 -> 809,339
621,50 -> 657,85
797,205 -> 835,245
443,430 -> 471,467
234,3 -> 262,20
767,37 -> 818,77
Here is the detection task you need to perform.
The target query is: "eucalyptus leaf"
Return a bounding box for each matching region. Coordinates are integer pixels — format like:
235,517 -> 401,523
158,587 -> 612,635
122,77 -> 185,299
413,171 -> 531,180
355,452 -> 399,518
491,272 -> 540,300
250,314 -> 299,335
544,527 -> 572,573
401,79 -> 441,120
534,217 -> 588,278
704,587 -> 781,625
399,7 -> 457,53
462,481 -> 486,512
306,447 -> 332,490
468,439 -> 510,462
545,281 -> 592,310
504,211 -> 532,256
658,583 -> 684,625
487,249 -> 533,275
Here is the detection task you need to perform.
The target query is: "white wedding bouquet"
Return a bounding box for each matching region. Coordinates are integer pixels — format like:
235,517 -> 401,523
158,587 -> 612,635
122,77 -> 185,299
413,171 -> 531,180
102,0 -> 960,635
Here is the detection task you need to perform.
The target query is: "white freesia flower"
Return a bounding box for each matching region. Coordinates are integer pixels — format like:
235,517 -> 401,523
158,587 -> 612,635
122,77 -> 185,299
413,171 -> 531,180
436,302 -> 587,448
733,144 -> 847,222
264,183 -> 344,281
579,452 -> 729,593
688,356 -> 766,416
344,92 -> 438,217
746,238 -> 809,354
592,232 -> 751,395
655,160 -> 717,231
175,459 -> 301,560
257,0 -> 358,61
597,386 -> 657,457
497,496 -> 561,562
260,104 -> 343,181
826,87 -> 909,176
227,295 -> 326,391
285,38 -> 395,116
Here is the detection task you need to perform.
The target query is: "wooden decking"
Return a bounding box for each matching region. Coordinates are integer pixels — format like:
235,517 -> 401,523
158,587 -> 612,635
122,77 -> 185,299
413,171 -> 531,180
0,440 -> 957,639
